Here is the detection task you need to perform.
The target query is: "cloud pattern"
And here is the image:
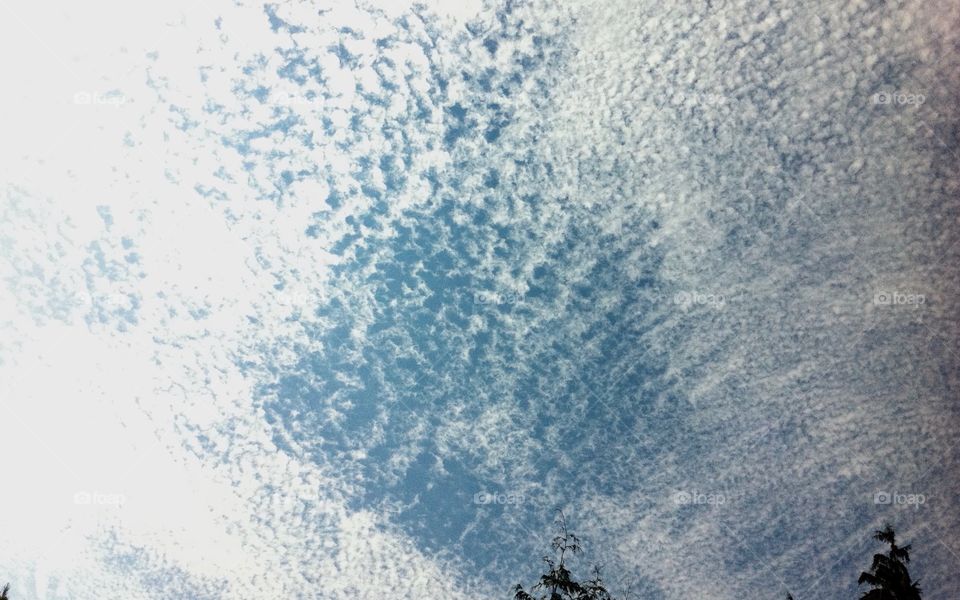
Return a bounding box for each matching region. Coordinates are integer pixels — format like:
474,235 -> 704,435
1,0 -> 959,598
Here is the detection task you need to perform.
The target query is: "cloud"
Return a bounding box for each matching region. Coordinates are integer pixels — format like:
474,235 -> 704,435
2,0 -> 959,598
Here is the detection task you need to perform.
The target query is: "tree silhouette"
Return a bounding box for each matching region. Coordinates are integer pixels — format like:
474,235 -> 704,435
858,525 -> 922,600
514,511 -> 616,600
1,583 -> 9,600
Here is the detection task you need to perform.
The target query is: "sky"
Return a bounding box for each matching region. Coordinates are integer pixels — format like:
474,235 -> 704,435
1,0 -> 959,598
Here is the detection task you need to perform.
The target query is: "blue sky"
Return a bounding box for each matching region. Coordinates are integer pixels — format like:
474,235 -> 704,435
1,0 -> 959,598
